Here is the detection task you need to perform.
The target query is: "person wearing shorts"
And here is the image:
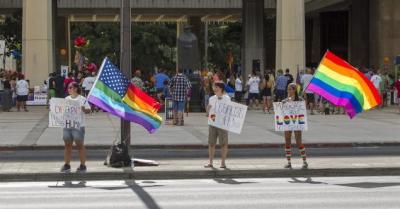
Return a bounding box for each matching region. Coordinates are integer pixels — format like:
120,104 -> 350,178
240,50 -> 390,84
204,82 -> 230,169
60,82 -> 91,173
15,74 -> 29,112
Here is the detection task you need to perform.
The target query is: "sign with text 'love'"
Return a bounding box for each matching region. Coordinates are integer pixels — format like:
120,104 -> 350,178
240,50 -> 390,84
273,101 -> 308,131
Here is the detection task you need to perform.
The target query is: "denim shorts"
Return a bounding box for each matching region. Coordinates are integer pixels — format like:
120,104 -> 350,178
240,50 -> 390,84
63,127 -> 85,141
172,101 -> 185,112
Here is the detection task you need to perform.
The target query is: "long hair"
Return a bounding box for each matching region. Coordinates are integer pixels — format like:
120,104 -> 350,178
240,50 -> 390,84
288,83 -> 300,101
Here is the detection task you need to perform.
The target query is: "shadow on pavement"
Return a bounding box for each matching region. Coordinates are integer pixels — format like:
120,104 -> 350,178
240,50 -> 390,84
213,178 -> 258,185
336,182 -> 400,189
288,177 -> 328,185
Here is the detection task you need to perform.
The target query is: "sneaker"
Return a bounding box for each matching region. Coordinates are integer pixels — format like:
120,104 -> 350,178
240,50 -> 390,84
76,164 -> 87,173
302,162 -> 309,170
60,164 -> 71,173
284,163 -> 292,169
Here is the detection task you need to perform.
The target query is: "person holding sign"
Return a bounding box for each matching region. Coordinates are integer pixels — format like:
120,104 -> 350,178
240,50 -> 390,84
60,82 -> 91,173
282,83 -> 308,169
205,82 -> 230,169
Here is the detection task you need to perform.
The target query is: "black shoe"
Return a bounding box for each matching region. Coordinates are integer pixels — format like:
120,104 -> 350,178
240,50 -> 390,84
302,162 -> 309,170
60,164 -> 71,173
77,164 -> 87,173
284,163 -> 292,169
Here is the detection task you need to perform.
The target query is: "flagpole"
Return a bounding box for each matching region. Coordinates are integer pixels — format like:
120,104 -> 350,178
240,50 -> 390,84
120,0 -> 132,146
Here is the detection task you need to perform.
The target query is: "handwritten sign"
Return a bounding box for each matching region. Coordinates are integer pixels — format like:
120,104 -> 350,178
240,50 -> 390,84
49,98 -> 82,129
208,100 -> 247,134
273,101 -> 308,131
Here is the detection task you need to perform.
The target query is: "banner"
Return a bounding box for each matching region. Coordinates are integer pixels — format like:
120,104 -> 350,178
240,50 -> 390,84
27,92 -> 47,105
49,98 -> 82,129
208,100 -> 247,134
273,101 -> 308,131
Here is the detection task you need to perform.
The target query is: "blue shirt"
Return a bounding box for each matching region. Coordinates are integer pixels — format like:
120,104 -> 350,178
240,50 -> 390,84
155,73 -> 169,89
276,75 -> 289,90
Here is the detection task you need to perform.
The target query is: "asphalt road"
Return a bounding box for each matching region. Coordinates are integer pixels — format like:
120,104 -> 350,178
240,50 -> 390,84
1,177 -> 400,209
0,146 -> 399,162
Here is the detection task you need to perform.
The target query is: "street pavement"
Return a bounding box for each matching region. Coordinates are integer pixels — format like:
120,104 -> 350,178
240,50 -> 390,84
0,106 -> 399,182
0,106 -> 399,149
1,177 -> 400,209
0,147 -> 400,182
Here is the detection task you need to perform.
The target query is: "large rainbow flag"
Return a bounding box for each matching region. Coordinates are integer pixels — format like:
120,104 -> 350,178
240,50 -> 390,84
88,57 -> 162,133
305,51 -> 381,118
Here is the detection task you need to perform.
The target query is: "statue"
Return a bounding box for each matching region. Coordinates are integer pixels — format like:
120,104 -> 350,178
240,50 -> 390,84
177,25 -> 200,72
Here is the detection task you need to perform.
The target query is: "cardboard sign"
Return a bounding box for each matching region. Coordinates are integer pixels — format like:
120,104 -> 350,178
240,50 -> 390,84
49,98 -> 82,129
208,100 -> 247,134
273,101 -> 308,131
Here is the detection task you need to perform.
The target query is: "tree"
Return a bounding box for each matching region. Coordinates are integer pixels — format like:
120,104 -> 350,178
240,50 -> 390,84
70,22 -> 177,77
0,10 -> 22,71
208,22 -> 242,72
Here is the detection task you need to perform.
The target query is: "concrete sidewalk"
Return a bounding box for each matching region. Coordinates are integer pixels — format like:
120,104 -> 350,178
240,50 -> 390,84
1,156 -> 400,182
0,106 -> 400,150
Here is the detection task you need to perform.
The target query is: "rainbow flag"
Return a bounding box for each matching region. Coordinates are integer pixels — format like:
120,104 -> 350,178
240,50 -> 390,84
305,51 -> 381,118
88,57 -> 162,133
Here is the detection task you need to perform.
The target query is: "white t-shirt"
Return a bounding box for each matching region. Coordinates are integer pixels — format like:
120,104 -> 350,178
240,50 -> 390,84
16,80 -> 29,96
370,75 -> 382,90
301,74 -> 314,93
235,78 -> 243,92
248,76 -> 260,93
208,94 -> 231,116
65,95 -> 91,127
82,76 -> 96,91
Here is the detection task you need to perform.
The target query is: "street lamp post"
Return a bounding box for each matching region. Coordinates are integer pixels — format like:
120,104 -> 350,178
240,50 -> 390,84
120,0 -> 131,146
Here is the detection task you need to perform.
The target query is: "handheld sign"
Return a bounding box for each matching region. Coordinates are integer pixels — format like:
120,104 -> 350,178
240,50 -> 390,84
49,98 -> 82,129
273,101 -> 308,131
208,100 -> 247,134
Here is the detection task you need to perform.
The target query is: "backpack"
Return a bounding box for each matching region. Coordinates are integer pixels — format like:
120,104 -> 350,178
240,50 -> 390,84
105,141 -> 132,168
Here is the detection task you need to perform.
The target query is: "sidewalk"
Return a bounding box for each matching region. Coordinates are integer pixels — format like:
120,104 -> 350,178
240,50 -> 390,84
1,156 -> 400,182
0,106 -> 400,150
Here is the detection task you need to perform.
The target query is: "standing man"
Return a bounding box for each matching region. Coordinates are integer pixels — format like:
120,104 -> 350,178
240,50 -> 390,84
301,69 -> 315,115
275,69 -> 289,102
284,68 -> 294,87
370,71 -> 382,108
169,68 -> 191,126
154,69 -> 170,100
131,69 -> 144,90
54,72 -> 65,98
16,74 -> 29,112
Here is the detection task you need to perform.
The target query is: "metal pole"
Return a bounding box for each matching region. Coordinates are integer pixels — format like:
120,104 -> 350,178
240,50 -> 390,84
204,21 -> 208,69
120,0 -> 131,145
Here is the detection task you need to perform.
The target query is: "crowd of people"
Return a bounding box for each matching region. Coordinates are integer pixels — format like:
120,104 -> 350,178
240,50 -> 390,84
198,67 -> 400,115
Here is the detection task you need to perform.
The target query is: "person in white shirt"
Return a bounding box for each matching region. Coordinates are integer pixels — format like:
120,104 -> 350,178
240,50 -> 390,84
247,71 -> 261,109
15,74 -> 29,112
82,72 -> 97,97
370,71 -> 382,93
60,82 -> 91,173
234,75 -> 243,103
205,82 -> 230,169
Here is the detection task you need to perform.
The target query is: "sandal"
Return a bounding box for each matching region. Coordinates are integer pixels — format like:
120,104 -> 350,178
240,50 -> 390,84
204,163 -> 213,168
220,165 -> 227,169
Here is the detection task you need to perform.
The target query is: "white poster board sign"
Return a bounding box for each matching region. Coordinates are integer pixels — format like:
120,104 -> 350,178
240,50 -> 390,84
27,92 -> 47,105
273,101 -> 308,131
49,98 -> 82,128
208,100 -> 247,134
61,65 -> 69,77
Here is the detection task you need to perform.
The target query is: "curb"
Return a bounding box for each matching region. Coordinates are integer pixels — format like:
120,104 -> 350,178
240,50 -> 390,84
1,143 -> 400,151
1,167 -> 400,182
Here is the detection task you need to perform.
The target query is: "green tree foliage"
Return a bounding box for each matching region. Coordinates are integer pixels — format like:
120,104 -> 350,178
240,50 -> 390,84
0,10 -> 22,70
132,23 -> 176,74
71,22 -> 120,67
208,22 -> 242,71
70,22 -> 176,76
